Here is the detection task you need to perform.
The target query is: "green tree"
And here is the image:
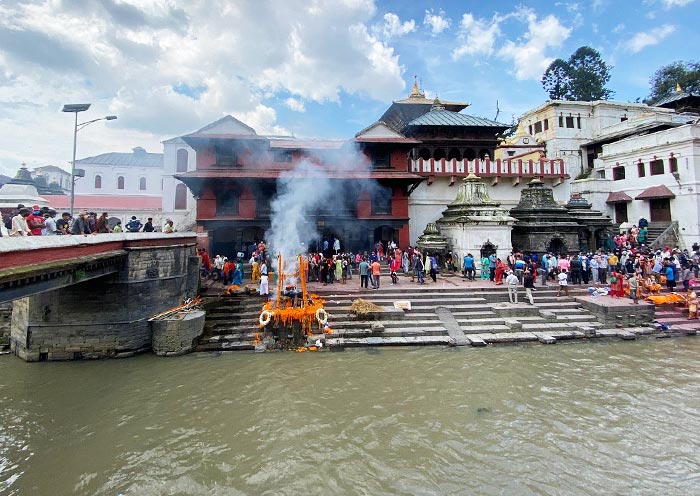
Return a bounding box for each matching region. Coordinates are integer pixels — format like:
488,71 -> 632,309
542,58 -> 571,100
540,46 -> 613,101
648,61 -> 700,103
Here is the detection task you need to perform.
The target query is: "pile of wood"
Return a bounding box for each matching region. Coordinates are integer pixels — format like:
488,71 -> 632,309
349,298 -> 382,316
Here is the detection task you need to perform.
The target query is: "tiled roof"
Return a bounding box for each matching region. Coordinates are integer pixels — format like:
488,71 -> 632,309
635,185 -> 676,200
606,191 -> 633,203
75,149 -> 163,168
407,110 -> 508,128
33,165 -> 70,174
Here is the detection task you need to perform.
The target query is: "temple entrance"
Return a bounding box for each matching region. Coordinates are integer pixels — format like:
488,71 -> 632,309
374,225 -> 396,247
614,203 -> 628,223
480,241 -> 496,259
649,199 -> 671,222
547,238 -> 566,255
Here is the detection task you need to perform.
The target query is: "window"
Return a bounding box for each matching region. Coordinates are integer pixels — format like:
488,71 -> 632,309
176,149 -> 188,172
544,119 -> 549,131
117,176 -> 124,189
273,150 -> 292,163
621,116 -> 628,122
669,157 -> 678,173
528,125 -> 533,135
94,175 -> 102,189
371,152 -> 391,168
215,143 -> 238,166
534,121 -> 542,134
371,186 -> 392,215
576,116 -> 581,129
139,177 -> 147,190
650,159 -> 664,175
638,162 -> 646,177
565,116 -> 574,128
613,166 -> 626,181
216,190 -> 239,215
558,115 -> 564,127
174,184 -> 188,210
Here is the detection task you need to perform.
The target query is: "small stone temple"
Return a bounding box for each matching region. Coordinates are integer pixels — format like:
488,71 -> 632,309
565,193 -> 613,253
416,222 -> 449,259
510,178 -> 580,255
436,173 -> 516,267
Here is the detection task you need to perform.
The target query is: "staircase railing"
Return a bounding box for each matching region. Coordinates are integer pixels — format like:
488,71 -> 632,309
649,221 -> 681,250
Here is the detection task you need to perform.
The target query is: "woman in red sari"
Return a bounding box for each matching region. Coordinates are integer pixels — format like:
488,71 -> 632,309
494,258 -> 506,285
609,269 -> 624,297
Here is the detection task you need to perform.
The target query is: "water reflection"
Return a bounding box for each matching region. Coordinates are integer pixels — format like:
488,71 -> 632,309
0,339 -> 698,495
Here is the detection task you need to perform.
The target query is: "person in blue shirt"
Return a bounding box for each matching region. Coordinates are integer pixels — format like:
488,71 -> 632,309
463,253 -> 475,281
665,263 -> 676,291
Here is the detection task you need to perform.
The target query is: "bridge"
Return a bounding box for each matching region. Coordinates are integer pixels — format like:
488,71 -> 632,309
0,233 -> 200,361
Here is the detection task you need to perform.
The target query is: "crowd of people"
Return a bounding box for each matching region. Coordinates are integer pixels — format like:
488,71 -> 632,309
1,204 -> 174,236
196,226 -> 700,309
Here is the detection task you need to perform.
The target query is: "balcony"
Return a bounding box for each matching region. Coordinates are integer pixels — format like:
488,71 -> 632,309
409,157 -> 568,186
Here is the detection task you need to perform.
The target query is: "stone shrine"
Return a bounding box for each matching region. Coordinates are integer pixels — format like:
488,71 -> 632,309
565,193 -> 613,252
436,173 -> 516,267
509,178 -> 579,255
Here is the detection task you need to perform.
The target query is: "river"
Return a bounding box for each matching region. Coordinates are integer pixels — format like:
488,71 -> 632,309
0,339 -> 699,495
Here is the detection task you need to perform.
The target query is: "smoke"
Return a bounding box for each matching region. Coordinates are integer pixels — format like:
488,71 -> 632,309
264,143 -> 372,283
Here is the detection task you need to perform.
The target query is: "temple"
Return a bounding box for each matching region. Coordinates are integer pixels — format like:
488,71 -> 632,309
175,80 -> 568,257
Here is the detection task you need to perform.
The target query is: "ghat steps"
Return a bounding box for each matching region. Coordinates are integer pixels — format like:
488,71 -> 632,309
195,284 -> 674,351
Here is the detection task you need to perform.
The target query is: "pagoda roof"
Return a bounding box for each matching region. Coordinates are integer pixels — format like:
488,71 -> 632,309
635,184 -> 676,200
407,109 -> 508,128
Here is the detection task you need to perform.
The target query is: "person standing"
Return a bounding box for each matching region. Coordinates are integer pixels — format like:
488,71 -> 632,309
56,212 -> 71,235
143,217 -> 155,232
359,257 -> 370,289
42,210 -> 58,236
505,270 -> 519,303
96,212 -> 110,233
628,273 -> 639,304
26,206 -> 45,236
390,256 -> 400,285
259,260 -> 269,297
9,208 -> 31,236
665,263 -> 676,291
556,268 -> 569,297
429,254 -> 438,283
371,258 -> 381,289
463,253 -> 474,281
126,216 -> 142,232
71,211 -> 92,235
523,269 -> 536,305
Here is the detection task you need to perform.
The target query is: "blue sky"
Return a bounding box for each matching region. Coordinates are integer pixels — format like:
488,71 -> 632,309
0,0 -> 699,177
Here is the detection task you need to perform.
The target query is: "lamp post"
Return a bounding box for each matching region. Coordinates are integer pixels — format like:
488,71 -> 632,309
62,103 -> 117,217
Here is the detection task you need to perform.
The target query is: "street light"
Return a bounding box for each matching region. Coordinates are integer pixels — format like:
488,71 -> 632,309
62,104 -> 117,217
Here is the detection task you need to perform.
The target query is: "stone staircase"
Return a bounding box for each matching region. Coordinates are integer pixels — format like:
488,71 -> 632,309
195,283 -> 662,351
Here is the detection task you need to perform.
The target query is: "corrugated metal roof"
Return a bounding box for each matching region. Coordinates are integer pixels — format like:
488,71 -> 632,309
407,110 -> 508,128
653,91 -> 692,107
76,150 -> 163,168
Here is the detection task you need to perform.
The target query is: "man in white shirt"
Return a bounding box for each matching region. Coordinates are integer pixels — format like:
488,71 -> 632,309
556,268 -> 569,297
505,270 -> 519,303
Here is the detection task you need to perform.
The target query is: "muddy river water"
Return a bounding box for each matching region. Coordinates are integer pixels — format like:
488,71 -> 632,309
1,339 -> 699,495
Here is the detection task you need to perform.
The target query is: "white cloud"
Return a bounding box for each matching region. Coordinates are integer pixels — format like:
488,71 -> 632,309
623,24 -> 676,53
612,23 -> 625,33
0,0 -> 408,175
662,0 -> 696,6
284,97 -> 306,113
452,13 -> 501,59
381,13 -> 416,38
423,9 -> 450,35
497,10 -> 572,80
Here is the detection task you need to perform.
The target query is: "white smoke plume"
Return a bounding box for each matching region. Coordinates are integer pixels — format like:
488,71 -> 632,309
264,145 -> 373,285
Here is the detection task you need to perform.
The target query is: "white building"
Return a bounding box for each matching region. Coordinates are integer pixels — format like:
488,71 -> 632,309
517,94 -> 700,247
162,137 -> 197,231
30,165 -> 71,194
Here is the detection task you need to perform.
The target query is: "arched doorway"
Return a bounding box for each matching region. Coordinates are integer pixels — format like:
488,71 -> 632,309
480,241 -> 497,259
547,238 -> 566,255
374,225 -> 396,251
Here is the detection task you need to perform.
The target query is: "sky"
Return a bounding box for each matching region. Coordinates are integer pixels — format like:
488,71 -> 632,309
1,0 -> 699,177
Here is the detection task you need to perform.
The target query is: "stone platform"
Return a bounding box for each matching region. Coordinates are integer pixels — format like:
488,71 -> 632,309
196,273 -> 699,352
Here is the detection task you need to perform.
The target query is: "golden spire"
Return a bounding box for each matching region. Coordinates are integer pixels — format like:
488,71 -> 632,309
410,74 -> 422,97
676,83 -> 683,92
